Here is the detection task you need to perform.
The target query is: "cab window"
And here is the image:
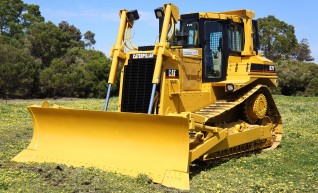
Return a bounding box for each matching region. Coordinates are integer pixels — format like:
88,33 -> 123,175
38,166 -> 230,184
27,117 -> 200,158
180,21 -> 199,46
228,24 -> 243,52
204,21 -> 223,79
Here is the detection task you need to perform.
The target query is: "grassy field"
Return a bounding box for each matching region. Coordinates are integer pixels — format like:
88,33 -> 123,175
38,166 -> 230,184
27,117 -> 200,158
0,96 -> 317,192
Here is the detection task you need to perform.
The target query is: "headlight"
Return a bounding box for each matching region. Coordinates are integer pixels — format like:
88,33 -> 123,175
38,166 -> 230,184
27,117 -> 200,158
226,84 -> 234,92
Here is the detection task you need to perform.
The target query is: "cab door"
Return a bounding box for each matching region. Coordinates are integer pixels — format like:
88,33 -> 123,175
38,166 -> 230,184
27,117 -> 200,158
202,20 -> 228,82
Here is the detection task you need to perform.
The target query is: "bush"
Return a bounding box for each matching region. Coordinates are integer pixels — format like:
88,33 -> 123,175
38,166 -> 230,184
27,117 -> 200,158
0,43 -> 40,98
276,60 -> 318,96
39,48 -> 112,98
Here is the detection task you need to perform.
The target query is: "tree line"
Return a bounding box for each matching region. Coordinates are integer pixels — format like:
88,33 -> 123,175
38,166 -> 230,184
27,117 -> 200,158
257,15 -> 317,96
0,0 -> 113,99
0,0 -> 317,98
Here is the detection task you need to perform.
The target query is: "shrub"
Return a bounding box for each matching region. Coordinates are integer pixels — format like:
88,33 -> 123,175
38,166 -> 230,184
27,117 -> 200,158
0,43 -> 40,98
39,48 -> 112,98
276,60 -> 318,96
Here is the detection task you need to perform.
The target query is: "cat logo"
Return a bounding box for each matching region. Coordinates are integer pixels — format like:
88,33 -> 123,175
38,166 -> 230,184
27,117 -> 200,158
132,53 -> 154,59
166,69 -> 179,78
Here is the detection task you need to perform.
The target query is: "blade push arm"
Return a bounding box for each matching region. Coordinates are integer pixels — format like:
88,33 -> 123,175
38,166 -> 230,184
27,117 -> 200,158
108,10 -> 128,85
152,3 -> 179,84
148,3 -> 179,114
104,9 -> 138,111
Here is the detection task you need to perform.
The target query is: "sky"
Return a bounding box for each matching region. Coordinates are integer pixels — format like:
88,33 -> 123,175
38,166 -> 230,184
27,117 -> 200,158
23,0 -> 317,63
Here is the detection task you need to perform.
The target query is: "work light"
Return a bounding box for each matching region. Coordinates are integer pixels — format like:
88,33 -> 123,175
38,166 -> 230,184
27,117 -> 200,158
127,10 -> 139,22
154,7 -> 164,19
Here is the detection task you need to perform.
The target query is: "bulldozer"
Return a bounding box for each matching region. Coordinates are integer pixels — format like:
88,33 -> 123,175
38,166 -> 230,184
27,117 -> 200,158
13,3 -> 282,190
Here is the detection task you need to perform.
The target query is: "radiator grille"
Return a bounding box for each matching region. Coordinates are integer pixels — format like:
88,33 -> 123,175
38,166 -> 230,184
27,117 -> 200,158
121,58 -> 156,113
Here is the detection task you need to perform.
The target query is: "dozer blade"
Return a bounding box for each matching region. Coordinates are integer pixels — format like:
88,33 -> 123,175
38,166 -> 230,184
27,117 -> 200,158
13,105 -> 190,190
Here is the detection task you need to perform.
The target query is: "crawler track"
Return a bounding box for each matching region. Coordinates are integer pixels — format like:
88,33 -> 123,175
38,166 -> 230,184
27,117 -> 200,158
193,85 -> 283,160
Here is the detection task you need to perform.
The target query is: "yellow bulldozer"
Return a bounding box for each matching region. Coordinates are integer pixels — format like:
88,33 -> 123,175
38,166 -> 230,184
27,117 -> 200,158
13,3 -> 282,190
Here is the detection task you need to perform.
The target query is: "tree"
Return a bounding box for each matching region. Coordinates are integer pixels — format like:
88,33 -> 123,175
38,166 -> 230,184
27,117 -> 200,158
0,0 -> 43,39
39,48 -> 111,98
0,43 -> 40,98
58,21 -> 83,47
0,0 -> 107,99
258,15 -> 297,61
293,38 -> 314,62
22,4 -> 44,29
0,0 -> 24,37
27,21 -> 99,68
27,21 -> 71,67
84,30 -> 96,49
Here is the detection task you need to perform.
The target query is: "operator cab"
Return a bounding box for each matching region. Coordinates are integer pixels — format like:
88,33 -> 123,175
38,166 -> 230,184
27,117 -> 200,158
175,13 -> 248,82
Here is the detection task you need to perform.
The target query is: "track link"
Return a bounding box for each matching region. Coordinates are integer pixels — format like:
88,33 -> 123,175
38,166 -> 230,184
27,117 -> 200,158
195,85 -> 261,120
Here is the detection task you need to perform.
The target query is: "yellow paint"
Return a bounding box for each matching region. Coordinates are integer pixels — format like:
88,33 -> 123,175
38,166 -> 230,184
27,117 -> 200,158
13,3 -> 283,191
13,105 -> 190,190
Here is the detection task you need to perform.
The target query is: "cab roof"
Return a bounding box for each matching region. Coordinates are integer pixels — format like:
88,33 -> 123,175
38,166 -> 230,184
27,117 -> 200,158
181,10 -> 255,22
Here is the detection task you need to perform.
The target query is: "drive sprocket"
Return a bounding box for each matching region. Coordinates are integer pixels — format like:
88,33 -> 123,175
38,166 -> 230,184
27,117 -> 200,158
244,93 -> 268,123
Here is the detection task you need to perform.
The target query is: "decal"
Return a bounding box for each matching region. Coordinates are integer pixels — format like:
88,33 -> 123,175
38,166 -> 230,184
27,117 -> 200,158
182,49 -> 198,56
166,69 -> 179,78
269,65 -> 275,71
131,53 -> 154,59
251,63 -> 276,73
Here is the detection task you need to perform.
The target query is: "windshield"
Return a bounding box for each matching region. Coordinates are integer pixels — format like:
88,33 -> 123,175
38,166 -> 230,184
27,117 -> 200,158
180,21 -> 199,46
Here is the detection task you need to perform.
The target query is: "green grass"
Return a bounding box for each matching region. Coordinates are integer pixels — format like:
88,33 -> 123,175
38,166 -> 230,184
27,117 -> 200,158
0,96 -> 318,192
